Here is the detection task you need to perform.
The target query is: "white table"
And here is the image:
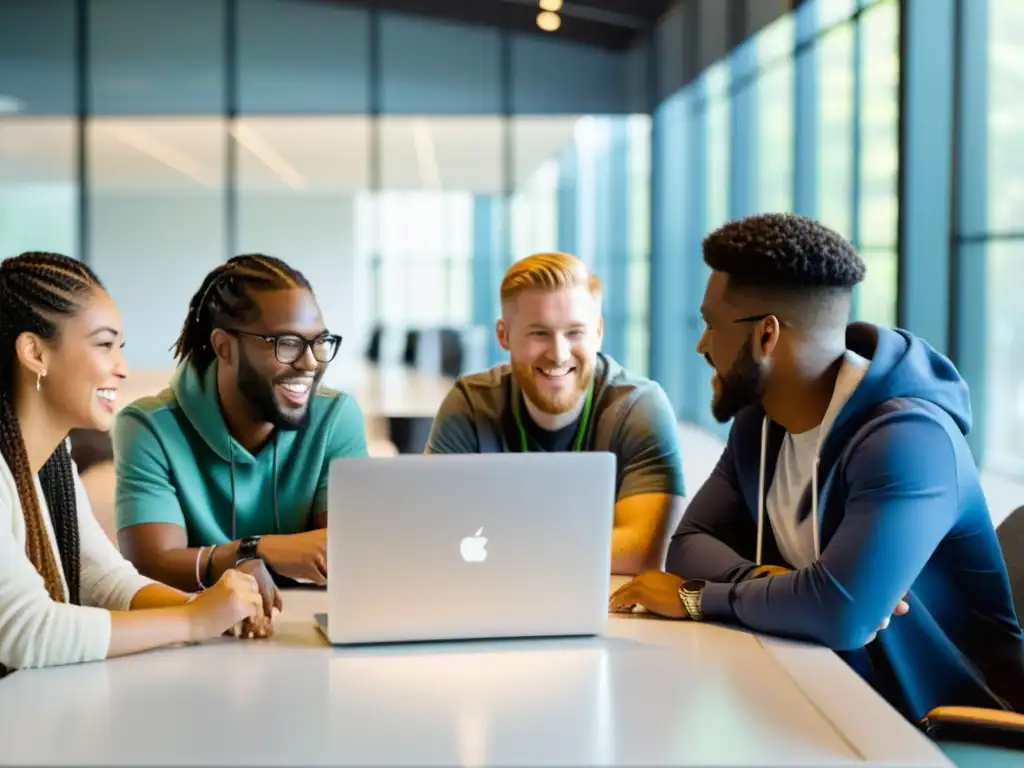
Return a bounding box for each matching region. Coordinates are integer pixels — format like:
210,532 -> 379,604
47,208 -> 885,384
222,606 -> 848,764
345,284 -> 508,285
0,588 -> 952,766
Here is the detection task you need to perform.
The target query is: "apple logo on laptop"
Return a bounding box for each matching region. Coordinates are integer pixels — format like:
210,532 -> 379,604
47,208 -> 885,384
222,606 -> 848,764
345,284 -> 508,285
460,528 -> 488,562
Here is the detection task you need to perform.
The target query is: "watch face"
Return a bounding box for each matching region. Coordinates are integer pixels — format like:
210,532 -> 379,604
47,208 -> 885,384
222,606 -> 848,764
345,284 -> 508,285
684,579 -> 705,595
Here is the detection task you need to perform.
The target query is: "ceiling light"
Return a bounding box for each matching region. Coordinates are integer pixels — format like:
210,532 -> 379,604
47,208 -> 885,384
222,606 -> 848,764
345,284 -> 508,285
539,0 -> 563,11
537,11 -> 561,31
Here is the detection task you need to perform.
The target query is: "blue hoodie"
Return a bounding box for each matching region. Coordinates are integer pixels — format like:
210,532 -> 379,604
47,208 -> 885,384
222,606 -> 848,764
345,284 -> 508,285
667,323 -> 1024,722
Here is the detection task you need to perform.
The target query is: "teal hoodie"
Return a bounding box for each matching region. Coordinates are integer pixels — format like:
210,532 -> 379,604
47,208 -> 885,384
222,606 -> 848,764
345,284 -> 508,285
112,361 -> 368,544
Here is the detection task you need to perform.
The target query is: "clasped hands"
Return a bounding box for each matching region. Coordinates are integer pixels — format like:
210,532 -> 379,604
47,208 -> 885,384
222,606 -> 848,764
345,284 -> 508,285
223,528 -> 328,639
609,566 -> 909,644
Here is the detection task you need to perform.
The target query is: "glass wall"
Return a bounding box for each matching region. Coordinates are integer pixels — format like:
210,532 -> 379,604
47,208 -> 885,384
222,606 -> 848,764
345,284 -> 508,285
958,0 -> 1024,478
651,0 -> 901,437
0,0 -> 78,259
0,0 -> 650,376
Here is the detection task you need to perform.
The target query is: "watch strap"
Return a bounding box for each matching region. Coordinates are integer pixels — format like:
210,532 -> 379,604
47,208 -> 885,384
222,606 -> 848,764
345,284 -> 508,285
236,535 -> 262,563
679,580 -> 705,621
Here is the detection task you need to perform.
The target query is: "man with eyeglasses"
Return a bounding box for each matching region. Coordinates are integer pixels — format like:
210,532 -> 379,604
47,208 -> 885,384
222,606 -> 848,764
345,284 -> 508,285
113,255 -> 367,633
609,215 -> 1024,724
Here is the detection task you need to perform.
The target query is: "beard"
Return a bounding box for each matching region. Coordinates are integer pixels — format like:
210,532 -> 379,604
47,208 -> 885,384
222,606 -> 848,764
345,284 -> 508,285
511,357 -> 595,415
708,337 -> 767,423
236,351 -> 321,431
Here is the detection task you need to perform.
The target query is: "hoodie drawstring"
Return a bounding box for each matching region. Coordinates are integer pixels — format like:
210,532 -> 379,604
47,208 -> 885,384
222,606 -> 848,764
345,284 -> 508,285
756,415 -> 824,566
229,433 -> 282,541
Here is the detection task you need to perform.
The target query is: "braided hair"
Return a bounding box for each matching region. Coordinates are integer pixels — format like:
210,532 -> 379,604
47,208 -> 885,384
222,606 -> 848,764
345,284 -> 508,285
172,254 -> 312,375
0,252 -> 104,606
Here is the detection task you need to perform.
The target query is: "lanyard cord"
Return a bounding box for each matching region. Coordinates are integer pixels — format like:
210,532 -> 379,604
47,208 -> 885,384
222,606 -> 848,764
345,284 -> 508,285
512,383 -> 594,453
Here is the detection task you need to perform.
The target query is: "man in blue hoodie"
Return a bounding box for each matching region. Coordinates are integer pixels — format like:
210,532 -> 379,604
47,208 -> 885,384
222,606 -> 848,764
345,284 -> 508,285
609,213 -> 1024,723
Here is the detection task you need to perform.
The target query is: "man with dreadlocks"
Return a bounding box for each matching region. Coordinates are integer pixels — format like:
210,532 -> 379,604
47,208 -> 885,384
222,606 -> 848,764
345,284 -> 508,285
0,252 -> 264,673
113,255 -> 367,618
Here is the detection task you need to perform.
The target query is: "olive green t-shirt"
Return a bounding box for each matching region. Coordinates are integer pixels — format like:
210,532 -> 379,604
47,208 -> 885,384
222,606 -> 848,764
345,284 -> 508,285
425,353 -> 686,501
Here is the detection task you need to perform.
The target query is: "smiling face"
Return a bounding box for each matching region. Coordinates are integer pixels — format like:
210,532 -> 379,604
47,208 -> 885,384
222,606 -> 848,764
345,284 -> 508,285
216,287 -> 330,430
497,286 -> 603,415
23,286 -> 129,433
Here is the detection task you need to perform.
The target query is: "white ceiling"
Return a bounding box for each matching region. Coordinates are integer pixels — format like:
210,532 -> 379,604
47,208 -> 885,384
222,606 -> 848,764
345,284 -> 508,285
0,116 -> 582,193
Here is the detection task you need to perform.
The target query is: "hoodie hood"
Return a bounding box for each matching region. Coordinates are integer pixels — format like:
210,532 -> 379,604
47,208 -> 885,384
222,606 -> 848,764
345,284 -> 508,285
826,322 -> 972,449
171,360 -> 259,466
171,360 -> 281,539
753,322 -> 973,566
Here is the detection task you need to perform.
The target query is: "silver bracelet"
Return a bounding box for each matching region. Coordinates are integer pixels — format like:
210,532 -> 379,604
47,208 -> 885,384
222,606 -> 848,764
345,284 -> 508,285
195,546 -> 208,590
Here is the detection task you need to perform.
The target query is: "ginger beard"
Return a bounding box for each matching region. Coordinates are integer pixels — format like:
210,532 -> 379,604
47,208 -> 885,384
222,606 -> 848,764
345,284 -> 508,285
512,356 -> 594,415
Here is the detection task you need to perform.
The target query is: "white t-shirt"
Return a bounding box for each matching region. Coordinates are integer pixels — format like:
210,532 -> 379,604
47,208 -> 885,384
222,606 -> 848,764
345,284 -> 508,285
765,425 -> 821,569
0,445 -> 154,670
764,351 -> 870,569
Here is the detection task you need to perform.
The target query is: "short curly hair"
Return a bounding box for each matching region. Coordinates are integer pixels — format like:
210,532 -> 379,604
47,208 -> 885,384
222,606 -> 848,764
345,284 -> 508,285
702,213 -> 866,291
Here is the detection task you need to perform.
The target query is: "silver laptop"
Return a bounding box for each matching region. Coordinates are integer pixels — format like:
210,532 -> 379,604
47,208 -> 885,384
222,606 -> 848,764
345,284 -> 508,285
316,451 -> 615,645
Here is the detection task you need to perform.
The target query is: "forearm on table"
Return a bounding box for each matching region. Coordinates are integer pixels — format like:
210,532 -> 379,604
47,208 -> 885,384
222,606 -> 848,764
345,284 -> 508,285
107,606 -> 195,658
129,583 -> 192,610
135,541 -> 242,592
610,526 -> 664,575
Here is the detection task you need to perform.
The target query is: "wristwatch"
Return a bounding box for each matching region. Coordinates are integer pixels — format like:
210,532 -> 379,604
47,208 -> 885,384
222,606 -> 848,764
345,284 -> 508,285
679,579 -> 706,621
236,535 -> 262,564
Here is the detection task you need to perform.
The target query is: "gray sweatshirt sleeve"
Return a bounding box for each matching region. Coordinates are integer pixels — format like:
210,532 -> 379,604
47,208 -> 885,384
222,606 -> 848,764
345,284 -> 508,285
614,384 -> 686,500
425,384 -> 480,454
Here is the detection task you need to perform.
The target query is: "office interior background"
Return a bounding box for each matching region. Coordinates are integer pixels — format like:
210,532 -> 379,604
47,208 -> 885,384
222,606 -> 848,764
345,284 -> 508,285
1,0 -> 1022,497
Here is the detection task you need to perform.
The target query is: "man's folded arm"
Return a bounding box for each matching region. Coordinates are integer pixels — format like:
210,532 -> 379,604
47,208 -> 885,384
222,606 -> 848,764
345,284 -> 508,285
665,436 -> 761,584
699,414 -> 961,651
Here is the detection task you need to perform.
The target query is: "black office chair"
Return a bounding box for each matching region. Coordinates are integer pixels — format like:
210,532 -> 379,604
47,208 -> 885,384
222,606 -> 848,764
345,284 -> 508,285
438,328 -> 464,378
998,505 -> 1024,622
402,330 -> 420,367
68,428 -> 114,475
366,324 -> 383,363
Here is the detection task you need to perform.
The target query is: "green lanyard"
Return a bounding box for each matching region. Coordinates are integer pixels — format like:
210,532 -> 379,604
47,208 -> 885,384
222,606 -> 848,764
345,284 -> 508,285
512,383 -> 594,453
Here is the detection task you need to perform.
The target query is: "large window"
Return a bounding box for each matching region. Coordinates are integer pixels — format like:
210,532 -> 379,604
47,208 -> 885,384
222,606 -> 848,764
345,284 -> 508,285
815,22 -> 855,240
958,0 -> 1024,477
704,64 -> 731,233
856,0 -> 899,327
627,115 -> 652,375
0,0 -> 78,260
754,17 -> 795,214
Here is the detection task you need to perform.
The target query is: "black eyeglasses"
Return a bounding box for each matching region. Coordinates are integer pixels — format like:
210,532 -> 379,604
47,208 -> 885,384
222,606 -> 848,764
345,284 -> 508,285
223,329 -> 342,365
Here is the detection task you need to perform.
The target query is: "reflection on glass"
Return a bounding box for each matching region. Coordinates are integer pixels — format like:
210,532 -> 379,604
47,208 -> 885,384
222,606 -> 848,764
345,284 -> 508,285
756,14 -> 795,69
816,24 -> 854,240
0,117 -> 77,258
982,242 -> 1024,475
87,117 -> 226,369
705,63 -> 731,233
817,0 -> 858,31
372,117 -> 500,331
986,0 -> 1024,233
856,0 -> 899,326
372,190 -> 474,328
511,158 -> 558,258
234,116 -> 370,367
756,59 -> 795,213
627,115 -> 651,374
858,0 -> 899,248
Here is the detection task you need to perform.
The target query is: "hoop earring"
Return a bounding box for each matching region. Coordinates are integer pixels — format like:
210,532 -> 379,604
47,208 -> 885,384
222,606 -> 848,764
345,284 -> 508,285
36,370 -> 46,392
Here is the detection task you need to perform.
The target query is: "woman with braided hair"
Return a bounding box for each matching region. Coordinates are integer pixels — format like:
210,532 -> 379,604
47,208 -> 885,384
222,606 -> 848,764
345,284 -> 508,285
0,251 -> 264,673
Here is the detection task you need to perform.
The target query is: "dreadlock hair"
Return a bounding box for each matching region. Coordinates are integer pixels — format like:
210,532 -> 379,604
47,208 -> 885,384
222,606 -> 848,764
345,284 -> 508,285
172,254 -> 312,375
0,252 -> 104,607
